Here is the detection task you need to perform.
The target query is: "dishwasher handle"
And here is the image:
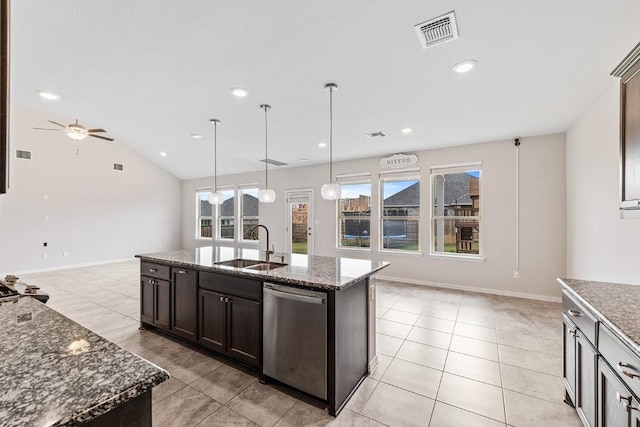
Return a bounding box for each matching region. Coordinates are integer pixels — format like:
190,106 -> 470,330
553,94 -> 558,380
264,286 -> 326,305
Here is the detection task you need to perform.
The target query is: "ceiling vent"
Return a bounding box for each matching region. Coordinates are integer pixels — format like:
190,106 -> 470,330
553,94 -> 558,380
365,132 -> 386,139
113,163 -> 124,171
16,149 -> 32,160
260,158 -> 287,166
415,11 -> 459,49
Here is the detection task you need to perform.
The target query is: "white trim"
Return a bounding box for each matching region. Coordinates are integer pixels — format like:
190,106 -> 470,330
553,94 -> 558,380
374,274 -> 561,303
10,257 -> 136,276
336,172 -> 371,180
428,253 -> 485,262
378,249 -> 423,257
430,161 -> 482,171
336,247 -> 372,253
378,167 -> 420,176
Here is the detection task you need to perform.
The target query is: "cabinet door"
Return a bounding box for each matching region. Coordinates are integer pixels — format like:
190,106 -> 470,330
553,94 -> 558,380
576,331 -> 597,427
563,314 -> 577,405
154,279 -> 171,330
140,276 -> 154,324
226,295 -> 261,367
172,268 -> 198,339
598,357 -> 632,427
199,289 -> 226,353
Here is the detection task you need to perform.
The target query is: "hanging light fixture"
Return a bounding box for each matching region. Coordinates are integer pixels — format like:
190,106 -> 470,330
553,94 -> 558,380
208,119 -> 224,205
258,104 -> 276,203
321,83 -> 341,200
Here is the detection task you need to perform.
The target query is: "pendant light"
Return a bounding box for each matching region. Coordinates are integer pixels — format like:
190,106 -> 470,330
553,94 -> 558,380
258,104 -> 276,203
208,119 -> 224,205
321,83 -> 341,200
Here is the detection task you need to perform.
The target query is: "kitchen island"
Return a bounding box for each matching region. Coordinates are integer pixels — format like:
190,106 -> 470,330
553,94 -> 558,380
136,246 -> 389,416
0,296 -> 169,426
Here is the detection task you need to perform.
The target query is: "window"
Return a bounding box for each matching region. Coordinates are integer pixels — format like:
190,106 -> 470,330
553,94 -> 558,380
381,174 -> 420,251
431,164 -> 481,256
338,180 -> 371,248
239,186 -> 259,241
217,188 -> 235,240
196,190 -> 213,239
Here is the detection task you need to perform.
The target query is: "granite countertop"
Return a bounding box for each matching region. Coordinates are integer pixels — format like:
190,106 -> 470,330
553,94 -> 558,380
136,246 -> 390,291
558,278 -> 640,355
0,296 -> 169,426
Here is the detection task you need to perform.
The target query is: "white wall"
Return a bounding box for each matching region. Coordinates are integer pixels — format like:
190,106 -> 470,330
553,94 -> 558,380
566,82 -> 640,284
0,106 -> 182,274
183,133 -> 566,300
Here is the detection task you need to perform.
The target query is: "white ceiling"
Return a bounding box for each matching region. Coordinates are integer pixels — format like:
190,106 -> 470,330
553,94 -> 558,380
10,0 -> 640,180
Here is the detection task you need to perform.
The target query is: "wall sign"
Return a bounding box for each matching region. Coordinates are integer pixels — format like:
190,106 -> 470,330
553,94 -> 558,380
380,153 -> 418,169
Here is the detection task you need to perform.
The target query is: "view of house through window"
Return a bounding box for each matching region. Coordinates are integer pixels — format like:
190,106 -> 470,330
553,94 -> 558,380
239,187 -> 259,241
197,186 -> 259,241
196,190 -> 213,238
339,181 -> 371,248
218,188 -> 235,239
381,175 -> 420,251
431,166 -> 481,256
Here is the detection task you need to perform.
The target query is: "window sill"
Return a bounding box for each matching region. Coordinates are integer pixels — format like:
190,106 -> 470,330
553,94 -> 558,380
378,250 -> 423,258
428,253 -> 486,262
336,247 -> 372,253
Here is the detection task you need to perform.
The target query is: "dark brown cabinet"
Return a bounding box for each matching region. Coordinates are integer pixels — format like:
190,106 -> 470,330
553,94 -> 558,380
576,331 -> 598,427
198,272 -> 261,367
598,357 -> 639,427
140,261 -> 172,331
171,268 -> 198,340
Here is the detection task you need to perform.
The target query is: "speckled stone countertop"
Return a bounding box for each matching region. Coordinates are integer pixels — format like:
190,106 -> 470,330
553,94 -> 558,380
0,296 -> 169,426
136,246 -> 390,291
559,278 -> 640,355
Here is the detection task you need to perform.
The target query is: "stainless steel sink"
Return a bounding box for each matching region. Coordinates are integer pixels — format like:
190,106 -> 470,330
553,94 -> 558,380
215,259 -> 262,268
215,259 -> 287,271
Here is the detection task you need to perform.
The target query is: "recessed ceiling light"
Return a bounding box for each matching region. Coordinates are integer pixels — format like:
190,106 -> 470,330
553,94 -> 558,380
37,91 -> 61,100
230,88 -> 249,97
300,158 -> 309,162
190,134 -> 203,139
160,152 -> 167,157
401,128 -> 412,134
318,142 -> 327,148
452,60 -> 477,73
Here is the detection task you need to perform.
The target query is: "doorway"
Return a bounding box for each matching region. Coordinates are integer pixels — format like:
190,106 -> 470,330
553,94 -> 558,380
285,189 -> 314,255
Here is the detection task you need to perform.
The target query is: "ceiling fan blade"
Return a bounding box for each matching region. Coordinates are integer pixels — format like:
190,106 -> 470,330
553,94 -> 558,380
89,134 -> 114,141
33,127 -> 63,131
87,128 -> 106,133
47,120 -> 67,128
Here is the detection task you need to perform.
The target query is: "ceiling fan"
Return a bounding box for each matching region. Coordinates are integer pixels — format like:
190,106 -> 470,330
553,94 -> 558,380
33,119 -> 114,141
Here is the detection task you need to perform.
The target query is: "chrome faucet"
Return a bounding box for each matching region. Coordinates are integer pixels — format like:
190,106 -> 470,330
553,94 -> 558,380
249,224 -> 273,261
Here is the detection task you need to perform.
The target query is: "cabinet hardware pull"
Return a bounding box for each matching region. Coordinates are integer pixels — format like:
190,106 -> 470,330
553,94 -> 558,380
225,297 -> 230,303
616,392 -> 638,411
567,309 -> 582,317
569,330 -> 577,338
177,270 -> 186,274
219,296 -> 224,302
617,362 -> 640,379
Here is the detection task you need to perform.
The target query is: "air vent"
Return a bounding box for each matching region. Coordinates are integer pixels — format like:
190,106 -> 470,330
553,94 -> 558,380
16,150 -> 32,160
113,163 -> 124,171
260,158 -> 287,166
365,132 -> 386,139
415,11 -> 459,49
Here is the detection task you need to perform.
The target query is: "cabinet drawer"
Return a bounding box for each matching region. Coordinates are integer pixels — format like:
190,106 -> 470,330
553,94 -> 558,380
599,323 -> 640,399
140,261 -> 170,280
562,291 -> 597,344
200,271 -> 262,301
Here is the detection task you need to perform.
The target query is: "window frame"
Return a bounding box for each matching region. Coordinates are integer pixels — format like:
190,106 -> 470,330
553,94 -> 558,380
429,163 -> 484,260
379,171 -> 421,254
195,189 -> 213,240
337,176 -> 372,251
239,185 -> 260,242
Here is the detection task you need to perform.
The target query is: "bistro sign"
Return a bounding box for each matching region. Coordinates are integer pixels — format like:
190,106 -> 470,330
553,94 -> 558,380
380,153 -> 418,169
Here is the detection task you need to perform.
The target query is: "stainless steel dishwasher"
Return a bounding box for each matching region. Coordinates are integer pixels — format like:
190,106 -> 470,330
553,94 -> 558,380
263,282 -> 327,399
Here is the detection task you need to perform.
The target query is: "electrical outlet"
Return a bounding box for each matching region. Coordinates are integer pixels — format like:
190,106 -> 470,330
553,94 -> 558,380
513,270 -> 520,279
42,253 -> 48,260
63,251 -> 69,257
42,215 -> 48,222
43,194 -> 48,200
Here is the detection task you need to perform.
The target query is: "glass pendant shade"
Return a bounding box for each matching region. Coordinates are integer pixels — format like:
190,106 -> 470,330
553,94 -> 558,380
321,183 -> 341,200
258,188 -> 276,203
208,191 -> 224,205
66,130 -> 88,141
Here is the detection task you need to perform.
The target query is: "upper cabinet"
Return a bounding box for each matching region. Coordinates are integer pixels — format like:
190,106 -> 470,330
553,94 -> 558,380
612,42 -> 640,210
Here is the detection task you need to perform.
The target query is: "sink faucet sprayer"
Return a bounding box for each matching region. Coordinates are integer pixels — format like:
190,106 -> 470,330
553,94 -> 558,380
248,224 -> 273,260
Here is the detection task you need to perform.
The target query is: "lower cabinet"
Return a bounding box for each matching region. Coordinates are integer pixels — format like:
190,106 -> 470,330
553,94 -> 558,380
598,357 -> 640,427
576,331 -> 598,427
140,275 -> 171,330
171,267 -> 197,340
199,288 -> 261,367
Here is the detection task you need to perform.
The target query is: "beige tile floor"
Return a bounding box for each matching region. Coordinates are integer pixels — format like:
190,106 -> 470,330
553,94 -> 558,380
20,260 -> 582,427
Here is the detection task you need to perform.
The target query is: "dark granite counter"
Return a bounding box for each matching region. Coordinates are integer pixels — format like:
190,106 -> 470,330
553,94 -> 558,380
136,246 -> 389,291
558,278 -> 640,355
0,296 -> 169,426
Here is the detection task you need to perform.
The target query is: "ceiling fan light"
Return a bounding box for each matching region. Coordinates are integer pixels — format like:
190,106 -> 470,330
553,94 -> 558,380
208,191 -> 224,205
321,183 -> 341,200
258,188 -> 276,203
65,130 -> 88,141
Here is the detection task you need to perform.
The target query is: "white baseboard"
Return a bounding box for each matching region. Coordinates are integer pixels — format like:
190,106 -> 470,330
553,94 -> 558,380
374,274 -> 562,303
8,258 -> 136,276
